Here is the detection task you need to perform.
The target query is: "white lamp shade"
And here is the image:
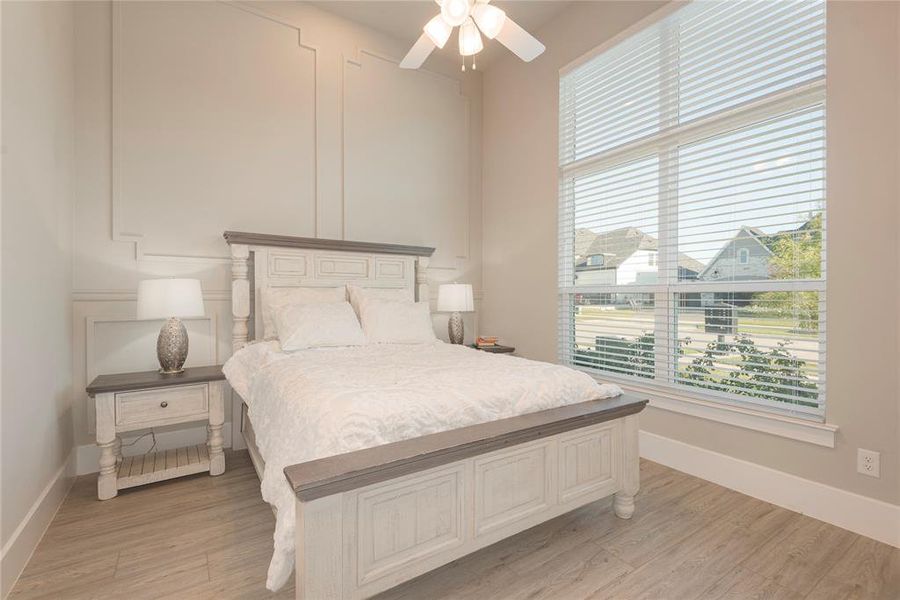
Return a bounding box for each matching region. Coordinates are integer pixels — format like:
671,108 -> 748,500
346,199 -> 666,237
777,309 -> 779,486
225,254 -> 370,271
472,3 -> 506,39
424,14 -> 452,48
440,0 -> 470,27
136,278 -> 205,320
458,18 -> 483,56
437,283 -> 474,312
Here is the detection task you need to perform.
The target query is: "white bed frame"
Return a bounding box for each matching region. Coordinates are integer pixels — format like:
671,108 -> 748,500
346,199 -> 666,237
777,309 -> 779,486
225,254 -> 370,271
225,231 -> 645,600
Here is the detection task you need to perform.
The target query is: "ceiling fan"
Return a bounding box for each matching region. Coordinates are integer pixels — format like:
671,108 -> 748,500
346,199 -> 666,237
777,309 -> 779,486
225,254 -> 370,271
400,0 -> 546,70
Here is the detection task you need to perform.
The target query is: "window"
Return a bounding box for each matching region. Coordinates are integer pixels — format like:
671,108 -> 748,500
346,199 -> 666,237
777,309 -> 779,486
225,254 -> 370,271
559,0 -> 826,420
587,255 -> 605,267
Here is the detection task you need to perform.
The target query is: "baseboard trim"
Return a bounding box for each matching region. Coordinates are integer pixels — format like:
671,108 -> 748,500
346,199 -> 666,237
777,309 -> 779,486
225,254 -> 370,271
1,450 -> 76,599
639,430 -> 900,549
75,421 -> 233,475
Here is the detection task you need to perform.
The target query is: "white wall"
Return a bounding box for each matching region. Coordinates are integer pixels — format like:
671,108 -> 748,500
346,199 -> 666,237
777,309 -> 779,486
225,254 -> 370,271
71,1 -> 483,457
482,0 -> 900,506
1,1 -> 77,595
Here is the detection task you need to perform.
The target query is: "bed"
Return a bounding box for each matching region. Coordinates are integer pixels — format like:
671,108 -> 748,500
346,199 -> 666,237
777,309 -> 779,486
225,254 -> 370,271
222,231 -> 647,599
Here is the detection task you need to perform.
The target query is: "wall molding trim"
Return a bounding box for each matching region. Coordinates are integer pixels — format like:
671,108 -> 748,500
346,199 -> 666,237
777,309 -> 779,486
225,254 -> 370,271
76,421 -> 233,476
640,430 -> 900,549
0,450 -> 76,598
340,48 -> 471,267
111,0 -> 320,261
73,289 -> 232,302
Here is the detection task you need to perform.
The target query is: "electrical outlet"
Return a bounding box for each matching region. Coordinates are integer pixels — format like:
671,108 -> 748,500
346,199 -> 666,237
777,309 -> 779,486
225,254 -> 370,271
857,449 -> 880,478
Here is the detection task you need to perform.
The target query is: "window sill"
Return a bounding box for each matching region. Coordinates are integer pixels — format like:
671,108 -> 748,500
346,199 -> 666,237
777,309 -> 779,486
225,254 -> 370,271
613,380 -> 838,448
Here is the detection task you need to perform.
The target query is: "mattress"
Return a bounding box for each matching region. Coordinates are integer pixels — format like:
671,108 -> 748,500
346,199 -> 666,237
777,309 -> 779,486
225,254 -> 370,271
223,340 -> 621,591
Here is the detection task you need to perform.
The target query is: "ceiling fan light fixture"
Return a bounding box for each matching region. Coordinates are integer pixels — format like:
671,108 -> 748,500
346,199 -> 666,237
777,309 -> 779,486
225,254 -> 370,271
440,0 -> 470,28
424,14 -> 452,48
471,3 -> 506,39
458,17 -> 483,56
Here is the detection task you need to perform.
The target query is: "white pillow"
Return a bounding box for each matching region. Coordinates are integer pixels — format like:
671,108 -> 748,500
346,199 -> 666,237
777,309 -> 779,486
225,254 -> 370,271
347,284 -> 413,318
358,298 -> 437,344
274,302 -> 366,351
261,287 -> 346,340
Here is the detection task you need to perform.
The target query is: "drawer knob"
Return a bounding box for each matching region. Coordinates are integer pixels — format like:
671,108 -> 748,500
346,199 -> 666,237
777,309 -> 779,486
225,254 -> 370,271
160,401 -> 168,408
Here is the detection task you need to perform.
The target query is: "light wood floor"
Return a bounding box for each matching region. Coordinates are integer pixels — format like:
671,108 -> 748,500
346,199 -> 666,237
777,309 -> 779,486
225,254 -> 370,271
10,450 -> 899,600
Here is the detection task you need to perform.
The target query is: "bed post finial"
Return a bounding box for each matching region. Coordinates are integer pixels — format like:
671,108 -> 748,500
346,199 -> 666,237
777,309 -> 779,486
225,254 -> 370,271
231,243 -> 251,351
415,256 -> 429,303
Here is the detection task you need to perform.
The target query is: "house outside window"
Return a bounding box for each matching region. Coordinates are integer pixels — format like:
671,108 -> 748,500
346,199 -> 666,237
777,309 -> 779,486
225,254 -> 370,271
559,0 -> 826,420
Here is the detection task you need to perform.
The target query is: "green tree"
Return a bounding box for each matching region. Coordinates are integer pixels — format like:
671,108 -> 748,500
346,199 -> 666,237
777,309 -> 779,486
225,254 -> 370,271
757,213 -> 822,331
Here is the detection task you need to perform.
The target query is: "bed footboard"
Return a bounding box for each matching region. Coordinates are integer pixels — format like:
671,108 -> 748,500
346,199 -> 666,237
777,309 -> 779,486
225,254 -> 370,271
287,394 -> 646,600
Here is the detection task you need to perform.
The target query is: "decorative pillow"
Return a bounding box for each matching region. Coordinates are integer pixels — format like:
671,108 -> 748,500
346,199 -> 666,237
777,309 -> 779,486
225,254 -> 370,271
261,286 -> 346,340
274,302 -> 366,351
347,284 -> 413,318
358,297 -> 437,344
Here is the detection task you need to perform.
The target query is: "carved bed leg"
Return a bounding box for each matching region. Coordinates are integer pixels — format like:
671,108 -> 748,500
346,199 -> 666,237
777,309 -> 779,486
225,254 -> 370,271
614,414 -> 640,519
295,494 -> 344,600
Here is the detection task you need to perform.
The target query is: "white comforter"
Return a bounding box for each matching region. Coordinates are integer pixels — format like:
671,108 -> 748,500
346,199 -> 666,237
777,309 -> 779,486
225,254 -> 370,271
223,341 -> 621,591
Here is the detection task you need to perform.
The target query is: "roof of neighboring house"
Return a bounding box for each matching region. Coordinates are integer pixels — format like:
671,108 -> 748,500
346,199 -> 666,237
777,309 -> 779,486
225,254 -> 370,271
574,227 -> 705,274
697,226 -> 774,280
696,216 -> 822,280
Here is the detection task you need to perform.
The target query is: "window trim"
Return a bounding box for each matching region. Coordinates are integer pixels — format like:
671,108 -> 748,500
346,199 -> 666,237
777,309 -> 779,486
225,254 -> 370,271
609,376 -> 837,447
558,1 -> 829,428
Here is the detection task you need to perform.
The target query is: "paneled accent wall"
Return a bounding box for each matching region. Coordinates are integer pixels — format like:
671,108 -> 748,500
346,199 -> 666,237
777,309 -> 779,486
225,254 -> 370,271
343,50 -> 470,268
72,0 -> 483,451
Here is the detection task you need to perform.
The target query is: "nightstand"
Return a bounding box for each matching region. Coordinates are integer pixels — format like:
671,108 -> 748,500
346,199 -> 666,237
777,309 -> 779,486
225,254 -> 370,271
86,365 -> 226,500
471,344 -> 515,354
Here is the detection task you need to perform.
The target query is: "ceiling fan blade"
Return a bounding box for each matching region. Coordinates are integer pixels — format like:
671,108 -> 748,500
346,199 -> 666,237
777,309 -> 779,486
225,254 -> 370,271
494,17 -> 545,62
400,33 -> 436,69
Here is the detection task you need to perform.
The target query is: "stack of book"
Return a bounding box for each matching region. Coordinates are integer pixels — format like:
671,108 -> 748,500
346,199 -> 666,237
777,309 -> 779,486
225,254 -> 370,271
475,336 -> 499,348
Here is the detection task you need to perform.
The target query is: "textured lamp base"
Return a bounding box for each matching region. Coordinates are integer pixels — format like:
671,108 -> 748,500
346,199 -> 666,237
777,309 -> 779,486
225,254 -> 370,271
157,317 -> 189,374
448,311 -> 464,345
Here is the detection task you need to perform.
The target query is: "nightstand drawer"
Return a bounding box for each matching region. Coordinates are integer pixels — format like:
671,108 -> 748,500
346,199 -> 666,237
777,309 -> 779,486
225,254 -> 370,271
115,384 -> 209,428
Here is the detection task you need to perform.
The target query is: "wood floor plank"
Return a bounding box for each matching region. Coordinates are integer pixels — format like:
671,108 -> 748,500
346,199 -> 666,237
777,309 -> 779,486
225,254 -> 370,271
737,513 -> 862,596
10,454 -> 893,600
503,539 -> 632,600
805,536 -> 900,600
595,494 -> 794,599
696,566 -> 803,600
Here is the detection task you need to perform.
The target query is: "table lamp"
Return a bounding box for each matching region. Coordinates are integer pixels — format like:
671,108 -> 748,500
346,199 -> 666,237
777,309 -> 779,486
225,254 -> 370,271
437,283 -> 474,345
137,278 -> 205,374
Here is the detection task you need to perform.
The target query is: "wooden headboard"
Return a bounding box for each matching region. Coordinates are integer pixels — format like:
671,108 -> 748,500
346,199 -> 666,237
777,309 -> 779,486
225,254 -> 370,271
224,231 -> 435,351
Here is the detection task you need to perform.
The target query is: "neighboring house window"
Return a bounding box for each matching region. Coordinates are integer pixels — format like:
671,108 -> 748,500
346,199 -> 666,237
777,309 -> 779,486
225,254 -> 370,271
558,1 -> 826,420
587,255 -> 604,267
738,248 -> 750,265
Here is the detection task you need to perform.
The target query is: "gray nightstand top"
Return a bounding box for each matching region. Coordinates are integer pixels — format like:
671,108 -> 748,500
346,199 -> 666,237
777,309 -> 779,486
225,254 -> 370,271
86,365 -> 225,396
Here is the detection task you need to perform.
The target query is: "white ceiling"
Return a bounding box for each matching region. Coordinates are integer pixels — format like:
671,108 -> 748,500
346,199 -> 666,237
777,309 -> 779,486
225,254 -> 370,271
308,1 -> 573,69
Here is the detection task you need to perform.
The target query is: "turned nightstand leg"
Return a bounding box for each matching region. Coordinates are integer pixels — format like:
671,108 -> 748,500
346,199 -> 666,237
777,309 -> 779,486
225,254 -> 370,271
614,414 -> 640,519
113,436 -> 122,464
208,381 -> 225,476
95,393 -> 118,500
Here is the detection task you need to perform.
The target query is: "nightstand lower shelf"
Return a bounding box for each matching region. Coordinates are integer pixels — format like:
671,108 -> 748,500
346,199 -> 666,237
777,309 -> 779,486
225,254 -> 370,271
117,443 -> 211,490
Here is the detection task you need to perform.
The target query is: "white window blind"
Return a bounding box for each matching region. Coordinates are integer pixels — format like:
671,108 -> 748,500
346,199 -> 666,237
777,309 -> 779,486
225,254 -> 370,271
559,0 -> 826,419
